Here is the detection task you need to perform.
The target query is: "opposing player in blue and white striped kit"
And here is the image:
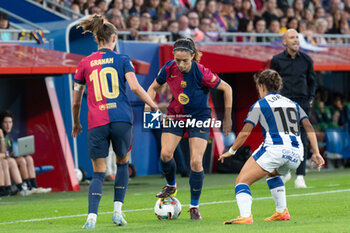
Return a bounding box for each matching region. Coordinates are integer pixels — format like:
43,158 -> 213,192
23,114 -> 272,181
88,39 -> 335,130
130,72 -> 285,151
219,69 -> 324,224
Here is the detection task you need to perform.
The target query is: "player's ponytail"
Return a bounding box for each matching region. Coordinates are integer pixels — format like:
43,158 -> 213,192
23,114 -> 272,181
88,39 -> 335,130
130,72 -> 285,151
254,69 -> 282,93
173,38 -> 202,62
77,14 -> 117,45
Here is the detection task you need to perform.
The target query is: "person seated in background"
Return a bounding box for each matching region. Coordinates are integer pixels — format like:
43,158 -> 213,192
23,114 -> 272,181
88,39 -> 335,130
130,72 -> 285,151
0,12 -> 11,41
331,94 -> 350,129
0,110 -> 51,194
0,128 -> 32,196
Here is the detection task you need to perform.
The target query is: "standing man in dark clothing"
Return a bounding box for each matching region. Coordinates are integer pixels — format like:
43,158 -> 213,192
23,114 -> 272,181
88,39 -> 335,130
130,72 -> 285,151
270,29 -> 317,188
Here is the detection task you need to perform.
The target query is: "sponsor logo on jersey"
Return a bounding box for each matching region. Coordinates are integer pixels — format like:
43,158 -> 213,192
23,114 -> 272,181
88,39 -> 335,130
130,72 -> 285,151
178,93 -> 189,105
210,75 -> 217,83
99,103 -> 117,111
170,75 -> 177,78
180,81 -> 187,88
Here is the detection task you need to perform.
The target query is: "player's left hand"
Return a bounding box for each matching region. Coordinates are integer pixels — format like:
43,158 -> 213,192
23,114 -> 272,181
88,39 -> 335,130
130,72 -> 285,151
310,153 -> 325,172
72,123 -> 82,137
218,151 -> 232,163
223,117 -> 232,136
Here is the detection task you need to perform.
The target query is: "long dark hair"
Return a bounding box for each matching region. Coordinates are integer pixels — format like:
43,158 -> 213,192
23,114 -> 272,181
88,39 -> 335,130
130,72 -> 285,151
77,14 -> 117,45
173,38 -> 202,62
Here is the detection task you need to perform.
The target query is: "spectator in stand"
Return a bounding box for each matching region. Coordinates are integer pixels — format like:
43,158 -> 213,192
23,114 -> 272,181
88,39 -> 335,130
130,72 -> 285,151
314,6 -> 325,20
140,11 -> 153,31
194,0 -> 206,18
279,15 -> 288,33
238,18 -> 254,42
293,0 -> 304,20
262,0 -> 283,28
298,19 -> 307,32
287,16 -> 299,30
314,18 -> 328,44
254,17 -> 266,42
241,0 -> 254,20
188,11 -> 204,41
71,0 -> 88,18
126,15 -> 140,39
205,0 -> 221,30
329,0 -> 342,13
178,15 -> 191,38
234,0 -> 243,18
143,0 -> 161,20
200,16 -> 221,41
88,5 -> 102,14
158,0 -> 176,28
106,8 -> 127,30
122,0 -> 133,20
216,0 -> 238,32
108,0 -> 123,11
95,0 -> 107,14
286,7 -> 295,18
129,0 -> 144,16
267,18 -> 281,41
152,19 -> 163,31
277,0 -> 289,12
0,12 -> 10,41
167,19 -> 181,41
303,8 -> 314,24
324,13 -> 334,32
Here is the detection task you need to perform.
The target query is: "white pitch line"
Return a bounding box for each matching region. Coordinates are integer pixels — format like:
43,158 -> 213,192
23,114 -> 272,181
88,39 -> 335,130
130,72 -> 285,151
1,188 -> 349,225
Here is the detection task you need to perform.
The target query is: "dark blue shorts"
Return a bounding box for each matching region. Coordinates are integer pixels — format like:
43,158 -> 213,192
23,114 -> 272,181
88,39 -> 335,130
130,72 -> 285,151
88,122 -> 132,159
162,118 -> 210,140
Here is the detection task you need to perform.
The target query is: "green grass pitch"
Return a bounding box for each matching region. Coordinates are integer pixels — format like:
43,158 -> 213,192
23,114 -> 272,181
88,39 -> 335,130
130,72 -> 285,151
0,168 -> 350,233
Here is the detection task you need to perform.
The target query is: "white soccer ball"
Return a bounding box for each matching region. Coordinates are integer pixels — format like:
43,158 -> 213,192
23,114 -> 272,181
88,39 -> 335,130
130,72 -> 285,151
154,197 -> 182,220
75,168 -> 83,182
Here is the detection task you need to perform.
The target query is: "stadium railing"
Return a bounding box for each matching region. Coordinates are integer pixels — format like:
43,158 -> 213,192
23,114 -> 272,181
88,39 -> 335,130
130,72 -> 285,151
0,7 -> 49,31
27,0 -> 84,19
0,29 -> 50,41
115,31 -> 350,45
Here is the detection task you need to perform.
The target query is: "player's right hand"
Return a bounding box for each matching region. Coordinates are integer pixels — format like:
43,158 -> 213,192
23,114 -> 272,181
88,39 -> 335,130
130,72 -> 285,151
72,124 -> 82,137
218,151 -> 232,163
310,153 -> 325,172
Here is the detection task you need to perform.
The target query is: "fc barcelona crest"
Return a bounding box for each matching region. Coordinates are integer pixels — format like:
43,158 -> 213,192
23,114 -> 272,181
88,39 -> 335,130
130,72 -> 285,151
180,81 -> 187,88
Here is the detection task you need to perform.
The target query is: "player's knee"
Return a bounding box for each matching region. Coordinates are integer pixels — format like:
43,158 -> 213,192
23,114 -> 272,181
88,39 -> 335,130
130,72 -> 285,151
25,156 -> 34,166
7,158 -> 17,168
160,150 -> 173,162
117,155 -> 129,164
190,159 -> 202,171
1,159 -> 8,169
17,157 -> 26,167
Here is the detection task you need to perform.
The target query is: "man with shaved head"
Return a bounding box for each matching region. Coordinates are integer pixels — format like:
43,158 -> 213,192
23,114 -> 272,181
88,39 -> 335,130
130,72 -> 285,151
270,29 -> 317,189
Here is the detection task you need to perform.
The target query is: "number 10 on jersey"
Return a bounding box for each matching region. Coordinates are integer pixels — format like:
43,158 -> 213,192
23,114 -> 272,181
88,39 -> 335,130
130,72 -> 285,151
89,67 -> 120,101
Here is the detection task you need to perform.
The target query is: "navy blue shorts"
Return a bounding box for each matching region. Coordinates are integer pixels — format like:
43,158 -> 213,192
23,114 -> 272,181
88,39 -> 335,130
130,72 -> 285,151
88,122 -> 132,159
162,118 -> 210,140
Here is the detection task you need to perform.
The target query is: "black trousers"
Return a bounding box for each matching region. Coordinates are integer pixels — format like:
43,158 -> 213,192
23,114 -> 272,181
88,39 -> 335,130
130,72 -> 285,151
292,99 -> 310,176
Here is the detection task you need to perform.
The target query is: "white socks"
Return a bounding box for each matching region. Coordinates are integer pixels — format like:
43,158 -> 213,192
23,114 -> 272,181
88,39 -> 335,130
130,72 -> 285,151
114,201 -> 123,213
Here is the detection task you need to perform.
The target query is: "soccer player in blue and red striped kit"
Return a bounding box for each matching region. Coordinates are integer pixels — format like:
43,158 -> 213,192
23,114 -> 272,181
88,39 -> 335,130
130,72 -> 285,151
146,38 -> 233,220
72,14 -> 158,229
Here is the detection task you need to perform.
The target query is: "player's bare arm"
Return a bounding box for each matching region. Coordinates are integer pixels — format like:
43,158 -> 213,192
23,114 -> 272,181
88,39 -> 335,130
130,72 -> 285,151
301,118 -> 325,171
216,80 -> 233,136
71,85 -> 85,138
144,79 -> 162,111
218,122 -> 254,163
125,72 -> 158,111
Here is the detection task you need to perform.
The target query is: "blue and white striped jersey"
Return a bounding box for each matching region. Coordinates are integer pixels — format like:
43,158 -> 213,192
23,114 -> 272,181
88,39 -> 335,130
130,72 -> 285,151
244,93 -> 308,148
